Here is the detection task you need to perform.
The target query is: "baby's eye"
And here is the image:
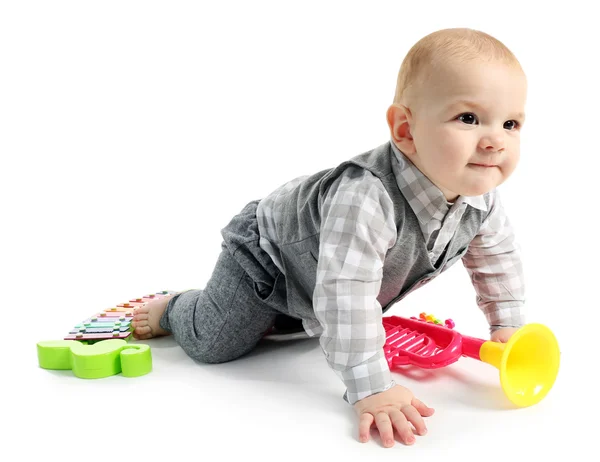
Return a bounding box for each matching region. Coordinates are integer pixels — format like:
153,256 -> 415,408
457,113 -> 478,125
504,120 -> 520,130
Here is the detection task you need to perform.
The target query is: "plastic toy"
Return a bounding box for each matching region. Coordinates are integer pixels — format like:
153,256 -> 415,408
37,339 -> 152,379
36,290 -> 176,379
382,313 -> 560,408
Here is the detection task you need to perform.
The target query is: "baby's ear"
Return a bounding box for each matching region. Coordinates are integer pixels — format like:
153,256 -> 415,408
386,104 -> 415,155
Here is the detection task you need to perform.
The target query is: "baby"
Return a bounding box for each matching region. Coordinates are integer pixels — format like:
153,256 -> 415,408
132,27 -> 528,447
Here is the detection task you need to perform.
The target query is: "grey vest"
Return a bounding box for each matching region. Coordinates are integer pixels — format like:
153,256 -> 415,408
274,142 -> 490,322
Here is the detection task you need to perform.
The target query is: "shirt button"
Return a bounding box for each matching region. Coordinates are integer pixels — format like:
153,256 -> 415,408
428,251 -> 435,259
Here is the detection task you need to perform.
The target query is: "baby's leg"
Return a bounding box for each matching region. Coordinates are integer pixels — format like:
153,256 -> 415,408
153,245 -> 281,364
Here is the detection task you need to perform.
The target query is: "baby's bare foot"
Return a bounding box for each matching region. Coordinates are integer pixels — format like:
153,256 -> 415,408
131,294 -> 176,340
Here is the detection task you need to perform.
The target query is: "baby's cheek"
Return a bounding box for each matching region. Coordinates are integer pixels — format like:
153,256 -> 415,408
437,129 -> 471,157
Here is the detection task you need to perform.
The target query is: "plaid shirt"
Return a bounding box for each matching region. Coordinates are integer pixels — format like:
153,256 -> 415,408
256,142 -> 525,404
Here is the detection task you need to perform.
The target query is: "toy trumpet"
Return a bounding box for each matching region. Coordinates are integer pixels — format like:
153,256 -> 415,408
382,314 -> 560,407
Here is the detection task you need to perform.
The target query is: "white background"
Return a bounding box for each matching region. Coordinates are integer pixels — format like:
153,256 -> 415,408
2,1 -> 598,460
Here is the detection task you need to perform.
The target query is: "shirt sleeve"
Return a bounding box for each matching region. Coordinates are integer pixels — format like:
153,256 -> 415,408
314,167 -> 398,405
461,191 -> 526,333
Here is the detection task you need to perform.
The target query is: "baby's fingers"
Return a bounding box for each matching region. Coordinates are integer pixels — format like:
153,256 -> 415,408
358,413 -> 374,443
411,397 -> 435,417
389,408 -> 415,445
401,405 -> 428,436
375,412 -> 395,448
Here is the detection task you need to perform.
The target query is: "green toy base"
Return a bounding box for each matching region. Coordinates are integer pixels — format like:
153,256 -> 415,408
37,339 -> 152,378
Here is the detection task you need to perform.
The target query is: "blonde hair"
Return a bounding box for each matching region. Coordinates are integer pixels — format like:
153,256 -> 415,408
393,28 -> 523,105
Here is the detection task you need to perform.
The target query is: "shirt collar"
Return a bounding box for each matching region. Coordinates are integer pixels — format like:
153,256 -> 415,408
389,141 -> 488,227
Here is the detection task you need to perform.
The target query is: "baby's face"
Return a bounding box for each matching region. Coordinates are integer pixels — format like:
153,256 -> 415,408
408,60 -> 527,200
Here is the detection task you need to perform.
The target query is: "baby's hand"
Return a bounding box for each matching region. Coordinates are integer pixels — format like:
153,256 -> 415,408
353,384 -> 434,447
491,327 -> 519,343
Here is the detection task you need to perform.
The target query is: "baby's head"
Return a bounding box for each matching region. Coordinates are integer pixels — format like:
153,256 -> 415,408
387,28 -> 527,201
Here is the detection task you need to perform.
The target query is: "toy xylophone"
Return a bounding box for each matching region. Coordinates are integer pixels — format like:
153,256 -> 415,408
63,290 -> 177,342
37,290 -> 178,379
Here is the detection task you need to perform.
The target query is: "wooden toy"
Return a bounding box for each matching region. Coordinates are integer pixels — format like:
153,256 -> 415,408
36,290 -> 177,378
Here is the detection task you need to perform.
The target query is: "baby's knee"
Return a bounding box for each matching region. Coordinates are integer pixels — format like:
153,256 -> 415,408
191,349 -> 232,364
185,341 -> 252,365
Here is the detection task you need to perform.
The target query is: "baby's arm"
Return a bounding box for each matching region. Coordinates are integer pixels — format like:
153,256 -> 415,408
314,169 -> 433,446
490,327 -> 519,343
462,191 -> 525,338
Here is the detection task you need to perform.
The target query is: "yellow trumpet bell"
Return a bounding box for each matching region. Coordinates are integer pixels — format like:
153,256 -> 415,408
479,323 -> 560,407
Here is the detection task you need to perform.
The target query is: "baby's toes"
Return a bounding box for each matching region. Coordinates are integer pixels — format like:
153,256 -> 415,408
133,325 -> 151,337
133,305 -> 150,315
131,315 -> 149,328
134,332 -> 154,340
132,313 -> 149,324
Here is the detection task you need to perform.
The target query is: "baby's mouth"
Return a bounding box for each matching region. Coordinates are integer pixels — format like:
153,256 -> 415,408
468,163 -> 497,168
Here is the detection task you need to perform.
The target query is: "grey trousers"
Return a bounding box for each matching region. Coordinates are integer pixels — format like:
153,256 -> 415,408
159,201 -> 300,364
